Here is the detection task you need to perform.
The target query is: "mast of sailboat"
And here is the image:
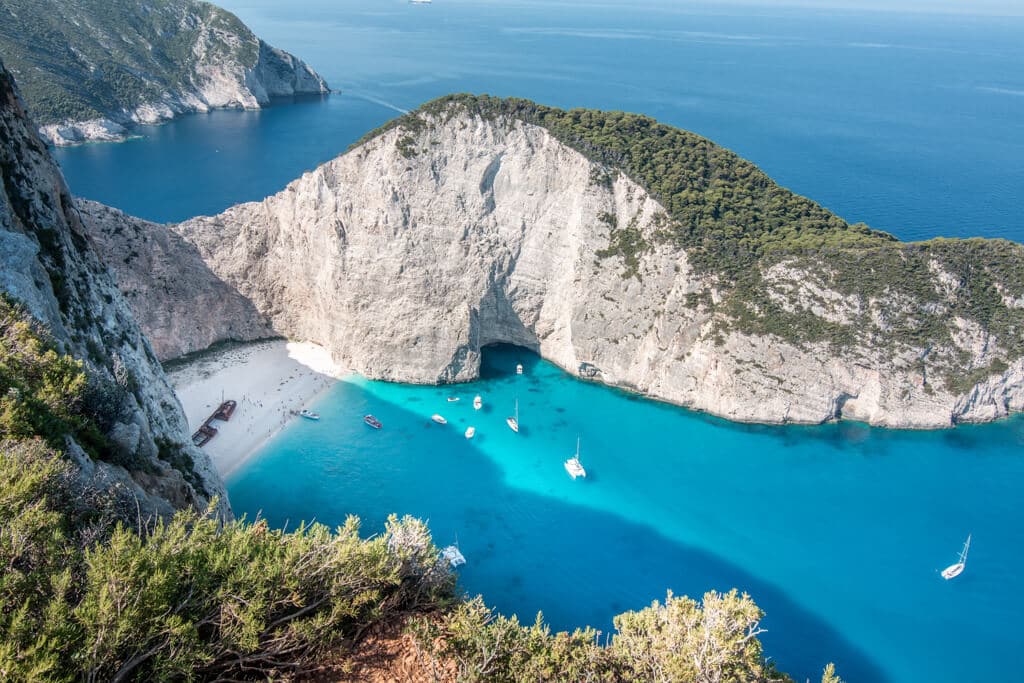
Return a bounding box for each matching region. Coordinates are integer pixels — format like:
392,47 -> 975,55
575,436 -> 580,460
515,399 -> 519,423
960,534 -> 971,564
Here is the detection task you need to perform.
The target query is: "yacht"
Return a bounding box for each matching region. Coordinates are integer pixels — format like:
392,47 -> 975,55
299,409 -> 320,421
473,395 -> 482,410
363,414 -> 382,429
941,534 -> 971,580
465,426 -> 476,439
431,414 -> 447,425
564,436 -> 587,479
441,543 -> 466,568
506,399 -> 519,433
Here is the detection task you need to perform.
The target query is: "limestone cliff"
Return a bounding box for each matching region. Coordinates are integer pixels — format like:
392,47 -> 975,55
0,0 -> 329,146
78,200 -> 273,360
0,59 -> 229,519
107,96 -> 1024,429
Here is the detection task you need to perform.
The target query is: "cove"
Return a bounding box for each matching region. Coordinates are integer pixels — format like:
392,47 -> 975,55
228,345 -> 1024,683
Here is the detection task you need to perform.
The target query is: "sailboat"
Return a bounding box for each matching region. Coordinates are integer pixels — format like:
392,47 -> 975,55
506,399 -> 519,433
564,436 -> 587,479
941,534 -> 971,580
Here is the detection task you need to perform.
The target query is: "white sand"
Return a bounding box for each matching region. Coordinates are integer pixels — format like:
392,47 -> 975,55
167,340 -> 344,477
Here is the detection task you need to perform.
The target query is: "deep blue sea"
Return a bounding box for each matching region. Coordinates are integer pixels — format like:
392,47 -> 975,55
54,0 -> 1024,241
48,2 -> 1024,681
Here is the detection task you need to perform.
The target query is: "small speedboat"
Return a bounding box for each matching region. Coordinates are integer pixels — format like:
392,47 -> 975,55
473,395 -> 482,410
447,396 -> 460,403
364,414 -> 382,429
441,544 -> 466,568
516,363 -> 523,375
564,437 -> 587,479
299,409 -> 320,421
431,414 -> 447,425
465,426 -> 476,439
941,534 -> 971,580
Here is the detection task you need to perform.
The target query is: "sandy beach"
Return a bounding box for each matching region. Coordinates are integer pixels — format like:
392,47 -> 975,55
167,340 -> 344,477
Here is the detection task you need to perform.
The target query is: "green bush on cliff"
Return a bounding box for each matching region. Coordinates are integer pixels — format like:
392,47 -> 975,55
0,436 -> 453,680
0,295 -> 110,455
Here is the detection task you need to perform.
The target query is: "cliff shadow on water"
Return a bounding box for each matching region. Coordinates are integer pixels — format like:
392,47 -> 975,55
228,345 -> 888,682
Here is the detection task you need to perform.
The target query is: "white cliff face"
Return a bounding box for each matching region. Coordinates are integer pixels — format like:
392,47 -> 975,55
0,63 -> 229,519
77,201 -> 274,360
171,111 -> 1024,429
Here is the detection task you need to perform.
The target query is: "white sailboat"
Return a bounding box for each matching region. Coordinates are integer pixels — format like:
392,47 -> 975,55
506,399 -> 519,433
473,395 -> 482,410
564,436 -> 587,479
941,534 -> 971,580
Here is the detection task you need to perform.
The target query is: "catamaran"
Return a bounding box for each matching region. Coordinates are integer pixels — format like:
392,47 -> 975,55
941,534 -> 971,580
473,395 -> 482,410
506,399 -> 519,433
564,436 -> 587,479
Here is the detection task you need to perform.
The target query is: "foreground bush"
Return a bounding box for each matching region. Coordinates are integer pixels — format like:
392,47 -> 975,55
0,438 -> 453,681
413,593 -> 843,683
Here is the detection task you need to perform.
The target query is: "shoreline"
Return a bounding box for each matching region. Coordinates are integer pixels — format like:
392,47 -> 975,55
167,339 -> 344,478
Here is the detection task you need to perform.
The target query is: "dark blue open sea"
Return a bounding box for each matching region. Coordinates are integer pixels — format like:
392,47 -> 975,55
51,2 -> 1024,681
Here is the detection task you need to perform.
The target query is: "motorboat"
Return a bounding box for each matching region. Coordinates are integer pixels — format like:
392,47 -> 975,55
447,396 -> 460,403
564,436 -> 587,479
941,534 -> 971,580
364,414 -> 382,429
431,414 -> 447,425
465,426 -> 476,439
441,544 -> 465,568
473,395 -> 482,410
506,399 -> 519,433
516,363 -> 524,375
299,409 -> 320,421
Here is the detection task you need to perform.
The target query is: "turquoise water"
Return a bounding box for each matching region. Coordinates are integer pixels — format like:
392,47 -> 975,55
54,1 -> 1024,241
229,346 -> 1024,683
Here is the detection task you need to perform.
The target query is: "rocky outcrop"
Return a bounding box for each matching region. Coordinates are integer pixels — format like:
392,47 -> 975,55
0,59 -> 229,519
78,201 -> 274,360
0,0 -> 329,146
157,104 -> 1024,429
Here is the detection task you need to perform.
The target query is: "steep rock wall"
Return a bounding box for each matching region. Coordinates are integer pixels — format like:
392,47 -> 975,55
78,200 -> 274,360
0,60 -> 229,519
168,111 -> 1024,429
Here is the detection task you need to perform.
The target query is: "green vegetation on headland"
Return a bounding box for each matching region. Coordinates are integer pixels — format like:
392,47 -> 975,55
1,295 -> 840,681
0,0 -> 259,124
359,94 -> 1024,392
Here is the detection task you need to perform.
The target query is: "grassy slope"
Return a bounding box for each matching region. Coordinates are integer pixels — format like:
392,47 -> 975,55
0,0 -> 258,123
357,94 -> 1024,390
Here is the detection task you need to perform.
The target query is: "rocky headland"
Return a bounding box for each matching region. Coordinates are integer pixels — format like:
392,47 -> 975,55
81,95 -> 1024,429
0,0 -> 329,146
